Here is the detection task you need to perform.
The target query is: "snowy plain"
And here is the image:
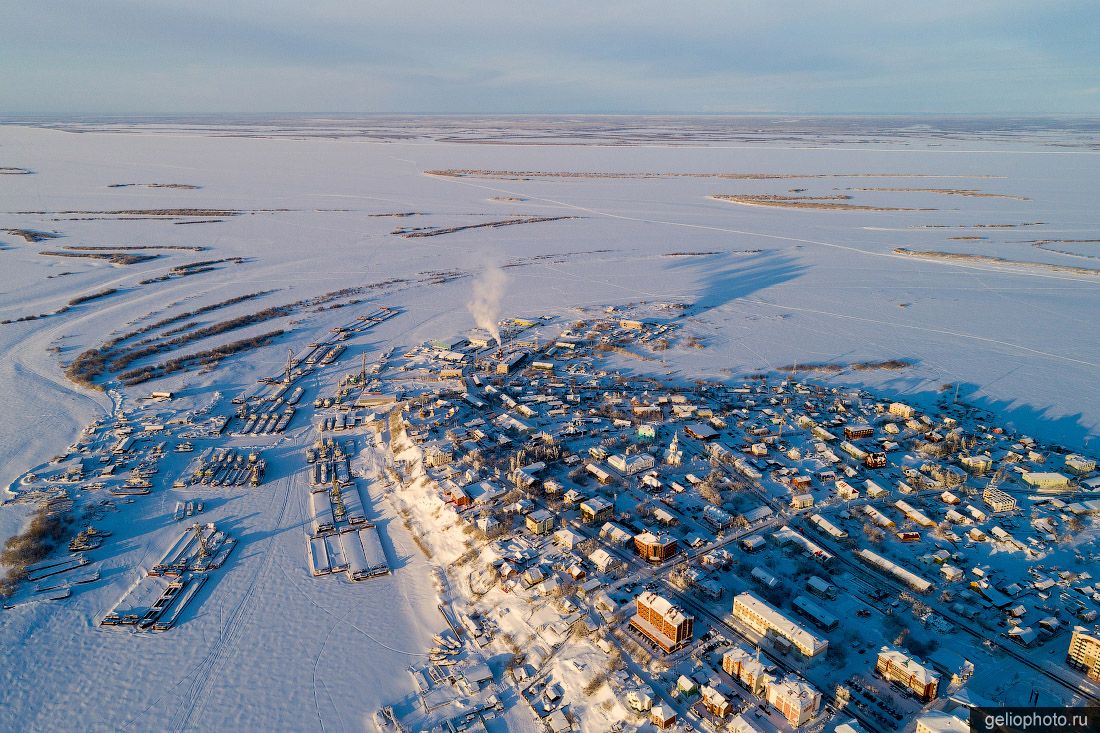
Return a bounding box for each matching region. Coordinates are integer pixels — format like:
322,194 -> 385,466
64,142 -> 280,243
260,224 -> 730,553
0,117 -> 1097,731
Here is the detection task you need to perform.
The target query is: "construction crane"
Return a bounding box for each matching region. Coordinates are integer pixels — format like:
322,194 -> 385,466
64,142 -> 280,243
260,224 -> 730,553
191,523 -> 211,560
284,347 -> 296,384
330,473 -> 345,520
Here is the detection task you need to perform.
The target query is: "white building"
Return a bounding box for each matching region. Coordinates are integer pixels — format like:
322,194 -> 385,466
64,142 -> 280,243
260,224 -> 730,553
856,549 -> 934,593
664,433 -> 683,466
791,493 -> 814,509
766,676 -> 821,727
589,548 -> 618,574
729,713 -> 766,733
1066,454 -> 1097,475
732,592 -> 828,657
889,402 -> 915,419
1021,471 -> 1071,491
600,522 -> 633,546
960,454 -> 992,474
982,486 -> 1017,513
554,528 -> 582,549
608,452 -> 656,475
915,712 -> 968,733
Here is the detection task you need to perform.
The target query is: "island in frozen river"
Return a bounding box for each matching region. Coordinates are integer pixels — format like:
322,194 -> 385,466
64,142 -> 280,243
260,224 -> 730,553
1,117 -> 1098,732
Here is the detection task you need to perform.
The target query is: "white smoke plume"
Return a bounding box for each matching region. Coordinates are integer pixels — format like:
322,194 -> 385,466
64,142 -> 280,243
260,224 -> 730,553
467,265 -> 507,346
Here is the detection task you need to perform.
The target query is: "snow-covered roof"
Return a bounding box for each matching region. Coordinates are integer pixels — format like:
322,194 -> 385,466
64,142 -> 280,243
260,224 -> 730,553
834,720 -> 868,733
580,496 -> 613,512
916,712 -> 968,733
768,676 -> 820,708
723,646 -> 753,666
730,713 -> 765,733
589,548 -> 615,568
733,592 -> 827,656
637,590 -> 691,627
857,549 -> 933,593
634,530 -> 675,546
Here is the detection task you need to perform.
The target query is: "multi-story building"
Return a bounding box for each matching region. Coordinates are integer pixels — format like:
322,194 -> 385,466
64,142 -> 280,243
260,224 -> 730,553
915,712 -> 968,733
766,676 -> 821,728
701,685 -> 730,718
579,497 -> 614,524
423,443 -> 453,467
875,646 -> 940,701
844,424 -> 874,441
650,705 -> 677,730
525,509 -> 554,535
791,493 -> 814,510
634,531 -> 678,563
889,402 -> 915,419
1022,471 -> 1071,491
1066,454 -> 1097,475
982,486 -> 1017,513
608,452 -> 655,475
960,454 -> 993,474
589,548 -> 618,574
1067,627 -> 1100,681
630,591 -> 694,653
722,645 -> 754,678
723,645 -> 772,694
731,592 -> 828,657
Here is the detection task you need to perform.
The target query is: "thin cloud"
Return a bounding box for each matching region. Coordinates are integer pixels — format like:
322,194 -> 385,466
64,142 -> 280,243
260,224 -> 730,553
2,0 -> 1098,115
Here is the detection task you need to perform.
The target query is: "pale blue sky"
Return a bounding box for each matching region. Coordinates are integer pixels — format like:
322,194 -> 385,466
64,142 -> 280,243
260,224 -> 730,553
3,1 -> 1098,115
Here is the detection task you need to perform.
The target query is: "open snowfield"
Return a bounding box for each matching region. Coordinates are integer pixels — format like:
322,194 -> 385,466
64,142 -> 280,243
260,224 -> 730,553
0,117 -> 1098,731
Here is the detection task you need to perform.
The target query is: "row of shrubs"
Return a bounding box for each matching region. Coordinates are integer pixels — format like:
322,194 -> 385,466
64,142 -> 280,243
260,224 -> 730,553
137,256 -> 247,285
107,305 -> 295,372
99,286 -> 367,376
1,287 -> 121,325
103,290 -> 274,350
67,288 -> 120,306
41,251 -> 157,265
64,290 -> 274,388
168,257 -> 245,276
64,244 -> 206,252
0,506 -> 71,598
118,330 -> 285,385
65,284 -> 367,389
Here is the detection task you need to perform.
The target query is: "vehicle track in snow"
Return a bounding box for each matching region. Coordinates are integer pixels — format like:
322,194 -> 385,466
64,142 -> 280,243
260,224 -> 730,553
115,472 -> 294,733
167,472 -> 295,732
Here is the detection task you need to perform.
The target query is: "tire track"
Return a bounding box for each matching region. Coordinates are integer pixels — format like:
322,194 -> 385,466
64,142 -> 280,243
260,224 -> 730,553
115,474 -> 294,733
168,474 -> 295,732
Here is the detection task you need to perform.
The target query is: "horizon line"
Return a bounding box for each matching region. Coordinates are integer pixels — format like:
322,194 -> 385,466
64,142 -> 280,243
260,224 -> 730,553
4,112 -> 1100,122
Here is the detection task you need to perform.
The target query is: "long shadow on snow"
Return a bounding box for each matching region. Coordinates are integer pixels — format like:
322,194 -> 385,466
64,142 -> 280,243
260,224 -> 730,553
168,514 -> 258,628
360,513 -> 411,572
869,376 -> 1098,453
663,249 -> 804,316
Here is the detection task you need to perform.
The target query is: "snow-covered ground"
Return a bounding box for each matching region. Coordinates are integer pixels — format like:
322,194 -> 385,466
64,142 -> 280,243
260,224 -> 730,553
0,118 -> 1097,731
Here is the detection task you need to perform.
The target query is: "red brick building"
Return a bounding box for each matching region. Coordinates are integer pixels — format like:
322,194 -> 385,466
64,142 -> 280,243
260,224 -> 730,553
630,591 -> 694,653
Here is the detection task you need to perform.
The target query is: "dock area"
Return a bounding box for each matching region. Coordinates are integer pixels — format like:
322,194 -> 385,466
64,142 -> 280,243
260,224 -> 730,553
100,522 -> 233,631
